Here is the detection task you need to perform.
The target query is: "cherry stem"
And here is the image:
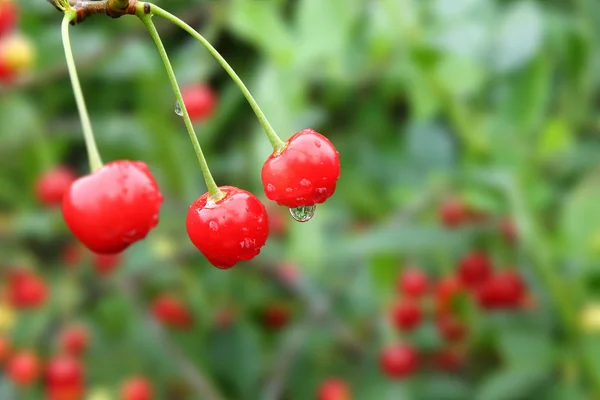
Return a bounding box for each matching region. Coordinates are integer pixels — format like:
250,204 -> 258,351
60,13 -> 103,172
144,3 -> 286,152
137,13 -> 224,201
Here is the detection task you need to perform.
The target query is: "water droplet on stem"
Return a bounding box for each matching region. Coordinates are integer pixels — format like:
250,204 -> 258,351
174,101 -> 183,116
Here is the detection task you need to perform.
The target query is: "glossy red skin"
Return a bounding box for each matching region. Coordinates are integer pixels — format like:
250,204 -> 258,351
457,252 -> 492,289
262,128 -> 340,208
0,1 -> 17,37
93,252 -> 122,275
151,295 -> 192,328
379,344 -> 418,379
186,186 -> 269,269
317,379 -> 351,400
181,83 -> 216,122
45,355 -> 84,400
263,303 -> 289,330
8,351 -> 39,386
121,377 -> 153,400
477,271 -> 525,310
390,301 -> 422,331
59,326 -> 89,356
62,161 -> 163,254
436,313 -> 467,342
35,166 -> 76,207
8,269 -> 47,309
397,268 -> 428,298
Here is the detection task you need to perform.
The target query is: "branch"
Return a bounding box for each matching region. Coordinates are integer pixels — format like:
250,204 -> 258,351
47,0 -> 141,24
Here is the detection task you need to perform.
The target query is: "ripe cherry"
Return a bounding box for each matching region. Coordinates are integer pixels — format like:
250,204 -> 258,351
439,197 -> 469,228
0,34 -> 34,84
379,344 -> 418,379
59,325 -> 89,356
45,355 -> 84,400
181,83 -> 216,122
35,166 -> 76,207
477,270 -> 525,310
457,251 -> 492,289
261,128 -> 340,208
151,294 -> 192,329
121,377 -> 153,400
436,313 -> 467,342
317,378 -> 351,400
397,268 -> 429,298
62,161 -> 163,254
186,186 -> 269,269
263,303 -> 290,330
93,252 -> 122,276
7,350 -> 39,386
8,269 -> 48,309
0,0 -> 17,37
390,300 -> 422,332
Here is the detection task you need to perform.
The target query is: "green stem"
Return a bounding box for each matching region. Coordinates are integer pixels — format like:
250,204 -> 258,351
142,3 -> 286,152
60,14 -> 103,172
138,13 -> 223,201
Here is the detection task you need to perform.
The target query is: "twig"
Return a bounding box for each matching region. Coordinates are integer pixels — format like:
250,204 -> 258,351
118,277 -> 226,400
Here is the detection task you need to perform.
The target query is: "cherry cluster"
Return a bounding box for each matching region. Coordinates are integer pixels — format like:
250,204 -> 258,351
0,0 -> 34,84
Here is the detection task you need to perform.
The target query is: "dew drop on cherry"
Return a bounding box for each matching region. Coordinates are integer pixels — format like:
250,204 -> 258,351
174,101 -> 183,116
289,205 -> 316,222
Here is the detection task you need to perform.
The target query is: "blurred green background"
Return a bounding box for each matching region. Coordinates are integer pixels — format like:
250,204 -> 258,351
2,0 -> 600,399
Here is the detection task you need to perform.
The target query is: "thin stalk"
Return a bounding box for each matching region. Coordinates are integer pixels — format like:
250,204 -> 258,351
60,14 -> 103,172
142,3 -> 286,152
138,14 -> 223,200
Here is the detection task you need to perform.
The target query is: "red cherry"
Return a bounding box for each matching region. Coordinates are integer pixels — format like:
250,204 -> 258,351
0,0 -> 17,37
263,303 -> 289,330
379,344 -> 418,379
7,350 -> 39,386
397,268 -> 428,298
436,313 -> 467,342
433,348 -> 463,372
439,197 -> 469,228
59,325 -> 89,356
8,269 -> 47,309
181,83 -> 216,122
186,186 -> 269,269
457,251 -> 492,289
62,161 -> 163,254
477,270 -> 525,310
45,355 -> 84,400
434,276 -> 463,314
93,252 -> 122,276
261,128 -> 340,208
0,336 -> 11,364
0,34 -> 34,84
390,300 -> 422,332
151,294 -> 192,329
317,378 -> 351,400
35,166 -> 76,207
121,377 -> 153,400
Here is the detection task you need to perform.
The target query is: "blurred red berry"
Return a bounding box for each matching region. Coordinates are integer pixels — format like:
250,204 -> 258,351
151,294 -> 193,329
8,269 -> 47,309
434,276 -> 463,315
93,252 -> 122,276
397,268 -> 428,299
457,251 -> 492,289
436,313 -> 467,342
35,166 -> 76,207
500,218 -> 518,244
476,270 -> 525,310
439,197 -> 468,228
62,243 -> 84,268
379,344 -> 418,379
45,354 -> 84,400
0,0 -> 18,37
181,83 -> 216,122
59,325 -> 89,356
433,348 -> 463,372
263,303 -> 290,330
267,204 -> 288,237
390,300 -> 422,332
0,34 -> 34,84
317,378 -> 351,400
0,336 -> 11,364
121,377 -> 153,400
7,350 -> 39,386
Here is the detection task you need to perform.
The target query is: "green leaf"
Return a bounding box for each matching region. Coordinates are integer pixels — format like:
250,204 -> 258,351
497,327 -> 555,370
537,118 -> 573,160
475,369 -> 547,400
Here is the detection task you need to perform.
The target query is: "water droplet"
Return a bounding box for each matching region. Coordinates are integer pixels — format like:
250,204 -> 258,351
174,101 -> 183,116
242,227 -> 249,233
314,140 -> 322,148
300,179 -> 312,188
285,188 -> 293,194
240,238 -> 256,249
289,205 -> 316,222
316,187 -> 327,195
209,221 -> 219,232
266,184 -> 276,193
